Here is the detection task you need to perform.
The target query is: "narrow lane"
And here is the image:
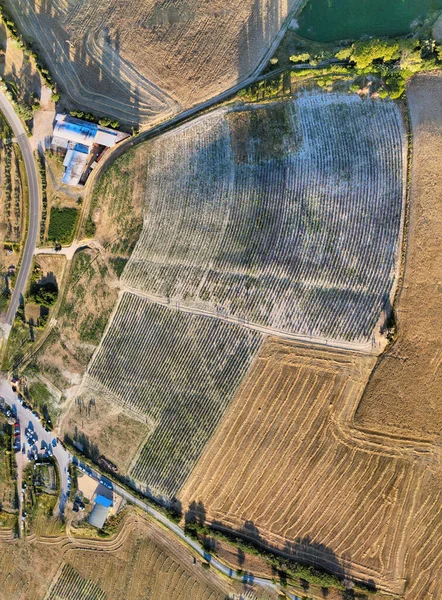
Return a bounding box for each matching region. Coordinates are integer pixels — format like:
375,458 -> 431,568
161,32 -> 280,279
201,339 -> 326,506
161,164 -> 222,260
0,90 -> 40,337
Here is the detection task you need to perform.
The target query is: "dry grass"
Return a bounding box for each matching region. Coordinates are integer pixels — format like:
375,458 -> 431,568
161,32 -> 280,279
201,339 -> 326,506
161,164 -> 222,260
29,248 -> 118,395
0,509 -> 260,600
355,72 -> 442,440
59,390 -> 150,473
5,0 -> 300,126
180,339 -> 432,595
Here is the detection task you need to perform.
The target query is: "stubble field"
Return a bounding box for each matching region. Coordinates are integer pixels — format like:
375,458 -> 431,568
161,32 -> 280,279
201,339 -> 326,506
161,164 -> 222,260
0,509 -> 259,600
5,0 -> 300,125
180,339 -> 439,596
355,72 -> 442,440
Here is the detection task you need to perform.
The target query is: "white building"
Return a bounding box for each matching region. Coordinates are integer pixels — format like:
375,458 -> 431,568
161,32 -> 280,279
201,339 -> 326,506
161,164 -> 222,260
52,114 -> 120,186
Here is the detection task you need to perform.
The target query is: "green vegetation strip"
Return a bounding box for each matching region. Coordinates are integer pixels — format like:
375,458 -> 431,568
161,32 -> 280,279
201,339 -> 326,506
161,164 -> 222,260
47,207 -> 79,245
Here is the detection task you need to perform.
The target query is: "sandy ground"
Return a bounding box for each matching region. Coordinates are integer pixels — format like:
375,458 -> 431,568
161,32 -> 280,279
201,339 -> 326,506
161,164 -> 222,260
5,0 -> 300,126
355,72 -> 442,440
179,338 -> 439,596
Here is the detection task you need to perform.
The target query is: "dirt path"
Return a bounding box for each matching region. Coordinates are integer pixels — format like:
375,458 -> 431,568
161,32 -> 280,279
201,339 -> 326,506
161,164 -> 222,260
121,284 -> 382,355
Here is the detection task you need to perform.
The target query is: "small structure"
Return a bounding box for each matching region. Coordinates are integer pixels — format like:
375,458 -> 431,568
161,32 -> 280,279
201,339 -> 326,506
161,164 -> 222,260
88,493 -> 113,529
51,114 -> 127,187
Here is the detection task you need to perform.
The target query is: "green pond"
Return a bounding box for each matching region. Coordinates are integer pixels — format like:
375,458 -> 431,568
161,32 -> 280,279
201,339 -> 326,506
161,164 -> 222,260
297,0 -> 442,42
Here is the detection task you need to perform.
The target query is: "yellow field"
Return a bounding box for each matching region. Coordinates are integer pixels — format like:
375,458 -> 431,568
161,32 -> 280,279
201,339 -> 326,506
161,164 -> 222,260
180,339 -> 439,596
6,0 -> 301,125
0,509 -> 265,600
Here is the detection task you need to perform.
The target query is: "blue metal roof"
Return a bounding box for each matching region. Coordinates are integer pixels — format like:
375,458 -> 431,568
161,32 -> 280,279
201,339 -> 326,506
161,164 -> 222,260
95,494 -> 113,508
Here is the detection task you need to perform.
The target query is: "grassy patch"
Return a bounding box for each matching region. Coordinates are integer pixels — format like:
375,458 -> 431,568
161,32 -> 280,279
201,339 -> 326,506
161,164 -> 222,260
109,256 -> 128,278
47,207 -> 79,245
0,416 -> 17,521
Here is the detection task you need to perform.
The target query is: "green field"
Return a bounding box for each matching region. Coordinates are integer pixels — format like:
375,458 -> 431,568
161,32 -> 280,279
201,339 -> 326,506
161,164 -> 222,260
47,207 -> 78,245
297,0 -> 442,42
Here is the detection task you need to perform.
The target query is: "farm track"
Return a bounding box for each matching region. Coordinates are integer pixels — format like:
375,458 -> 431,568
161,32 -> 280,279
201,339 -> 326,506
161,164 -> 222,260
6,0 -> 301,126
38,511 -> 233,600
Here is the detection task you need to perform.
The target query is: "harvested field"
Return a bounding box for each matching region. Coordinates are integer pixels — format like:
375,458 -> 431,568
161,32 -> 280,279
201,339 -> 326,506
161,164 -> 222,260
6,0 -> 300,125
85,292 -> 262,499
355,72 -> 442,439
0,509 -> 249,600
180,339 -> 433,595
122,92 -> 406,345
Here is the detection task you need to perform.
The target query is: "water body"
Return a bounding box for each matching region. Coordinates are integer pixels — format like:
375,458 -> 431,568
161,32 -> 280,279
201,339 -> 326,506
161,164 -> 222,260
297,0 -> 442,42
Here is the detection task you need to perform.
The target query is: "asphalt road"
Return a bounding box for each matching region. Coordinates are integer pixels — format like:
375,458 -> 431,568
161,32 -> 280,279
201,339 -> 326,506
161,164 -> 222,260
0,378 -> 71,517
0,378 -> 302,596
0,89 -> 40,336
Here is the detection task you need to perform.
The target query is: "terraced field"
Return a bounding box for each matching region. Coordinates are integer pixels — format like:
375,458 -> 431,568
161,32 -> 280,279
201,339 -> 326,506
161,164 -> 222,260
85,292 -> 262,498
0,510 -> 246,600
46,564 -> 106,600
5,0 -> 300,125
180,339 -> 434,595
122,92 -> 406,345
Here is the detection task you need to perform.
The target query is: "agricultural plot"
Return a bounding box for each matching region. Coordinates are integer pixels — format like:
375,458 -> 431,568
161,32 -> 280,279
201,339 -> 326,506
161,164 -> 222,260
85,292 -> 262,498
180,339 -> 429,595
355,72 -> 442,440
0,510 -> 244,600
123,92 -> 406,345
46,564 -> 106,600
5,0 -> 299,125
47,207 -> 79,245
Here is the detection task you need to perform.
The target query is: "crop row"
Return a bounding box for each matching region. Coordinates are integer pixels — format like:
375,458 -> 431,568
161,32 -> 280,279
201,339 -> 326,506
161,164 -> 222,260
87,292 -> 262,499
123,92 -> 405,342
46,564 -> 106,600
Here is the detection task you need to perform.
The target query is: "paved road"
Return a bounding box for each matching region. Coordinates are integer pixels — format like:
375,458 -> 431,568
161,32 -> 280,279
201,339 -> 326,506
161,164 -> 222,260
0,378 -> 301,596
0,379 -> 71,516
0,90 -> 40,337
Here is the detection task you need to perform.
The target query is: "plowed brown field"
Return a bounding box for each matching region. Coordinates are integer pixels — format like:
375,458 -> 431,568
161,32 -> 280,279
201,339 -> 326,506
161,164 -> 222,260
6,0 -> 300,125
180,339 -> 439,596
355,72 -> 442,440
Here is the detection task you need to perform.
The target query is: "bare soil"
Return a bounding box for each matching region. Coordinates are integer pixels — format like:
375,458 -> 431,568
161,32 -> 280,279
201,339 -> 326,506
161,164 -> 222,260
59,390 -> 150,473
355,72 -> 442,440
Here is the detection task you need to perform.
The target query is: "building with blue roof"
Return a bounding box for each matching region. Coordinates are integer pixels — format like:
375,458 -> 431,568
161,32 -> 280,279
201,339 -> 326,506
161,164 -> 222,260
52,114 -> 120,186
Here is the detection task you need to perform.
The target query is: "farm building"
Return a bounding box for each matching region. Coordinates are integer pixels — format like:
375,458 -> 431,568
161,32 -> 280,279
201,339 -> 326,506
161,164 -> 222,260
51,114 -> 126,186
88,493 -> 113,529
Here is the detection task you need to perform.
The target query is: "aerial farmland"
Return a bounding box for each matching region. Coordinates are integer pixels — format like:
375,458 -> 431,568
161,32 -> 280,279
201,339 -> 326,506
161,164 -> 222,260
0,0 -> 442,598
3,0 -> 300,125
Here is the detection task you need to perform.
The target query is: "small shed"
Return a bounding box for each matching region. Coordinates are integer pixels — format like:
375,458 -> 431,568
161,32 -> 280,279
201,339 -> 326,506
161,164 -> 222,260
88,494 -> 113,529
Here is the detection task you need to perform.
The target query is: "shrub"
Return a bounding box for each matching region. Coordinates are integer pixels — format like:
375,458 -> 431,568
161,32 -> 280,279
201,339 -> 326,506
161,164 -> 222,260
47,207 -> 79,244
289,52 -> 310,63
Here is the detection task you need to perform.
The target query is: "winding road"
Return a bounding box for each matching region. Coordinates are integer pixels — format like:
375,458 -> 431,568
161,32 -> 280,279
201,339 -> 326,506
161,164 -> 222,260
0,89 -> 40,338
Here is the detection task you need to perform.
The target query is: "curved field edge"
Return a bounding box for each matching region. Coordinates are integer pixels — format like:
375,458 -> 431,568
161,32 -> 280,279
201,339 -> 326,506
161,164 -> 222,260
119,91 -> 407,346
0,510 -> 241,600
179,339 -> 440,596
355,71 -> 442,441
82,291 -> 263,499
4,0 -> 302,126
